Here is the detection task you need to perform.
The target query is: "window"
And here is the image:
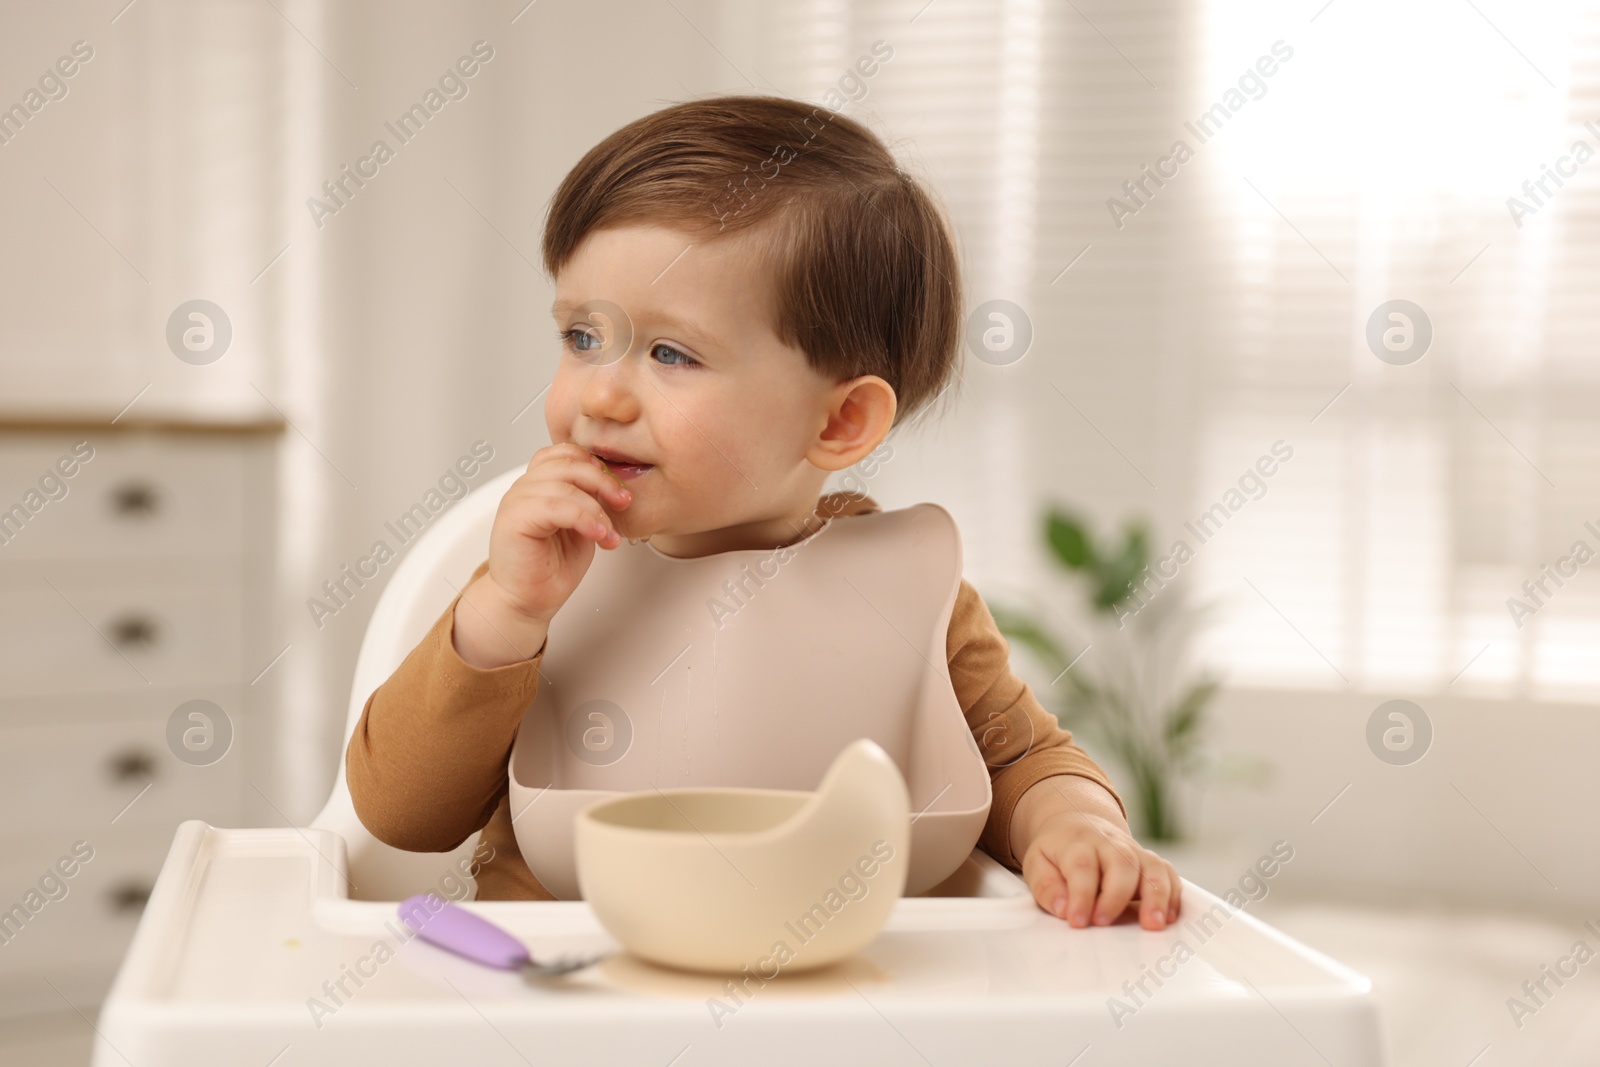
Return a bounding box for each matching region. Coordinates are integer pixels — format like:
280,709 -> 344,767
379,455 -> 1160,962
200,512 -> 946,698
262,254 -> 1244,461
771,0 -> 1600,701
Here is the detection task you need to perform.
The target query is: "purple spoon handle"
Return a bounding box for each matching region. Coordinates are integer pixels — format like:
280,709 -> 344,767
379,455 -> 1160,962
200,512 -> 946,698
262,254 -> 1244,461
398,894 -> 530,971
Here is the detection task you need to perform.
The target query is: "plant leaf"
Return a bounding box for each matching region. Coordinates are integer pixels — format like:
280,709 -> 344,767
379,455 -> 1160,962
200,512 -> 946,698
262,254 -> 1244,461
1162,680 -> 1220,769
1093,529 -> 1147,611
1046,510 -> 1094,571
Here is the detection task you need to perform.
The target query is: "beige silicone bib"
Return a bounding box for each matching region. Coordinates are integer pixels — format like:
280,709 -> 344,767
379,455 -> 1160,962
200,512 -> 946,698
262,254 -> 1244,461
506,500 -> 992,900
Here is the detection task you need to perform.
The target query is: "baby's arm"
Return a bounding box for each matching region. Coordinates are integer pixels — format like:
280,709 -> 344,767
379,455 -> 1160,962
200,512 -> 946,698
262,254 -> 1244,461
347,443 -> 632,851
948,579 -> 1180,929
345,561 -> 546,851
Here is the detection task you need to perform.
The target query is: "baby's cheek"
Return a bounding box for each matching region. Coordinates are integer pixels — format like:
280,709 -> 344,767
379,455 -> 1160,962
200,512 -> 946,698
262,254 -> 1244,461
666,436 -> 738,496
543,381 -> 579,438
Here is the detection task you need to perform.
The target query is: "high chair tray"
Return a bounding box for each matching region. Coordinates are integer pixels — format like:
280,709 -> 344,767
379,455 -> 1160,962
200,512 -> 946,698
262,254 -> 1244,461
97,821 -> 1389,1066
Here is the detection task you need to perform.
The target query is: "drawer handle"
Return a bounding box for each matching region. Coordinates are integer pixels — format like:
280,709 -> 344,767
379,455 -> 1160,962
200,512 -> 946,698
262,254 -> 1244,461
109,482 -> 161,518
106,881 -> 152,915
107,749 -> 156,783
108,615 -> 160,650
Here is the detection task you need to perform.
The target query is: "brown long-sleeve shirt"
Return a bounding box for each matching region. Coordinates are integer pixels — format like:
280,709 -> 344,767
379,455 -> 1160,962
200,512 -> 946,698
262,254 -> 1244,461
346,491 -> 1124,900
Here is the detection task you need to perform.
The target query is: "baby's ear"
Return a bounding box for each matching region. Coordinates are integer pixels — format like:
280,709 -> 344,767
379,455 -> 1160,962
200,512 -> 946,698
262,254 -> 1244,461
809,374 -> 896,471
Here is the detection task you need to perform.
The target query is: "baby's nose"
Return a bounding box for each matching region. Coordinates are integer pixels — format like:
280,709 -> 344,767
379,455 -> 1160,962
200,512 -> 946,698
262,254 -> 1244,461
578,362 -> 642,422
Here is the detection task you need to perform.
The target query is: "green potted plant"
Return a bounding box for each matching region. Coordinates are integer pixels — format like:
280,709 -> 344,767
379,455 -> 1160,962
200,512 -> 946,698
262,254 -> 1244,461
988,508 -> 1228,843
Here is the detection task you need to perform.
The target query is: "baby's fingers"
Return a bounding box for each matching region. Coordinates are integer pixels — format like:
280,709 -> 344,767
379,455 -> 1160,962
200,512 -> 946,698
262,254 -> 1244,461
1092,843 -> 1141,926
525,481 -> 620,546
528,444 -> 633,509
1137,857 -> 1181,929
1019,844 -> 1070,921
1046,841 -> 1101,927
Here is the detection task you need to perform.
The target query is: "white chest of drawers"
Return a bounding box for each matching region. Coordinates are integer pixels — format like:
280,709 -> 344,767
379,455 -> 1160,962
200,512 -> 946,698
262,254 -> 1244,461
0,421 -> 280,1022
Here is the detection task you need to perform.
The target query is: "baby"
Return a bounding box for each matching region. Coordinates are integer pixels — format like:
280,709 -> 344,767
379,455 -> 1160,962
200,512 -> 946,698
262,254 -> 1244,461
348,94 -> 1180,931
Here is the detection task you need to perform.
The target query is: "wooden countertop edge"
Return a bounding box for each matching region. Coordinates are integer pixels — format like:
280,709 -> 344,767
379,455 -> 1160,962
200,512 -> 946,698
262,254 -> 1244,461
0,416 -> 288,435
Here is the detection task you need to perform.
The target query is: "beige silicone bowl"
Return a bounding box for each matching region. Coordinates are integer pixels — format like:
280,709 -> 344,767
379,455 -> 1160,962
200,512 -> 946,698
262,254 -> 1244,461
573,739 -> 912,974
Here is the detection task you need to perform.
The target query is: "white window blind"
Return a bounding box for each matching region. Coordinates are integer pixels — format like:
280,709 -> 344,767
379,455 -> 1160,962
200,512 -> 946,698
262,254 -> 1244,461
1187,0 -> 1600,700
748,0 -> 1600,701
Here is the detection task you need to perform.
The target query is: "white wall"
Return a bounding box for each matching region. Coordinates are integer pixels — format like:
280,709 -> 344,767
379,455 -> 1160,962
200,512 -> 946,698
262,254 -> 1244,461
1194,688 -> 1599,916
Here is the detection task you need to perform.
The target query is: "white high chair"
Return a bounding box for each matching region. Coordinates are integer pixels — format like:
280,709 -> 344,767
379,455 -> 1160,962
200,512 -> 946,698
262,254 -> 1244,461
308,465 -> 523,902
96,470 -> 1393,1066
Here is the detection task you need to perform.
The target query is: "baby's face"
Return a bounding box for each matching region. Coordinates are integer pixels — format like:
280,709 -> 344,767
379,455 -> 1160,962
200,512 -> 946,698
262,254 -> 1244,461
545,222 -> 840,552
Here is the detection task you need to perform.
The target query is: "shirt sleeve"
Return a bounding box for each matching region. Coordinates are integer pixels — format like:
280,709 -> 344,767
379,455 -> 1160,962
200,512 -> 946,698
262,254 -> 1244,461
345,560 -> 547,853
946,577 -> 1127,870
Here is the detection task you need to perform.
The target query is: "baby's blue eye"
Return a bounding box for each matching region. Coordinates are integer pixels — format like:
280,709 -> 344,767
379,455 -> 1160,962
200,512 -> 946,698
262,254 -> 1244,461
651,343 -> 698,367
559,328 -> 602,353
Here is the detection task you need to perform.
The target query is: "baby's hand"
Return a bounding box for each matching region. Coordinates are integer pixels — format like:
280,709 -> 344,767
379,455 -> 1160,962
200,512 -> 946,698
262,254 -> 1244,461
1019,809 -> 1182,931
452,443 -> 631,668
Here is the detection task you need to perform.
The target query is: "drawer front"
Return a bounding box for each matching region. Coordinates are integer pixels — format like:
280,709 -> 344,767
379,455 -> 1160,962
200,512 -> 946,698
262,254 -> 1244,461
0,434 -> 246,561
0,581 -> 241,696
0,839 -> 167,992
0,696 -> 242,848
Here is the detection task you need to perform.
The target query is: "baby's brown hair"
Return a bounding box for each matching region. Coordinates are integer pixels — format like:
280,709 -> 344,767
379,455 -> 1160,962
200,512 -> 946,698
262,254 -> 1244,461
541,94 -> 963,430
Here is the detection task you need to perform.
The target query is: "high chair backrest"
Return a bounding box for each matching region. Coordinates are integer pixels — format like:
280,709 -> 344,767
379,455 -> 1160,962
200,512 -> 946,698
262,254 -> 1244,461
311,466 -> 523,900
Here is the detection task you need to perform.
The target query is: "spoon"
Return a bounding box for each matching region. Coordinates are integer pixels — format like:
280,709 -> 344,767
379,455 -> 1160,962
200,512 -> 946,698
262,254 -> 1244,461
397,894 -> 606,979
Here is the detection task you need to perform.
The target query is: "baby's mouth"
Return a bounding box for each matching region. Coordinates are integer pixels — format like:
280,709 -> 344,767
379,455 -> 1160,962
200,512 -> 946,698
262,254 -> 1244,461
589,448 -> 654,481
